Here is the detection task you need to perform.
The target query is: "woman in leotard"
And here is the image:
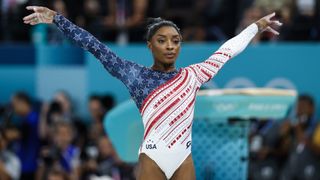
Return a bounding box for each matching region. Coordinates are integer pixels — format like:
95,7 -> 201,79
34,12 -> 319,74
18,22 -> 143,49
23,6 -> 282,180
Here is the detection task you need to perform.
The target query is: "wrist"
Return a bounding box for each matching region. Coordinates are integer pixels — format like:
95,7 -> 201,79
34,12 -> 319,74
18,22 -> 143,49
255,19 -> 268,32
46,9 -> 57,24
51,11 -> 59,24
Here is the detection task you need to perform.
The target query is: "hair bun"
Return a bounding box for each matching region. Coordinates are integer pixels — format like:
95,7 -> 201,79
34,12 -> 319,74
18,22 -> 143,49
145,17 -> 181,41
147,17 -> 163,28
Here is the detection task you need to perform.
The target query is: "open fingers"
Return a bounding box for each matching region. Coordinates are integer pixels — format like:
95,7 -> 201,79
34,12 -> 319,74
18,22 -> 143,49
265,12 -> 276,21
266,27 -> 279,35
23,13 -> 37,21
271,20 -> 283,27
23,18 -> 38,25
24,19 -> 38,25
23,13 -> 40,25
26,6 -> 45,12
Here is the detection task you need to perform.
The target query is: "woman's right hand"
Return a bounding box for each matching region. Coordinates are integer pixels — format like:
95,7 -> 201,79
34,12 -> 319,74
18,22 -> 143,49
23,6 -> 57,25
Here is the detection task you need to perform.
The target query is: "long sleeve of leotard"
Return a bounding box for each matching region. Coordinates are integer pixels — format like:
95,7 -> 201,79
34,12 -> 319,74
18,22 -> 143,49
187,23 -> 258,85
53,14 -> 143,83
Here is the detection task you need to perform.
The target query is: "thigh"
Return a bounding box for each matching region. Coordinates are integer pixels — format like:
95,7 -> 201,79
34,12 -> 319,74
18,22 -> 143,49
136,153 -> 167,180
170,154 -> 196,180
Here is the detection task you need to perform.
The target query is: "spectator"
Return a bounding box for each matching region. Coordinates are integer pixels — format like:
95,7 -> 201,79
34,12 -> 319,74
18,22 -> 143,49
96,136 -> 121,175
70,0 -> 119,42
88,95 -> 106,138
53,90 -> 87,148
282,0 -> 320,41
80,135 -> 121,179
53,91 -> 74,121
281,94 -> 320,180
160,0 -> 195,31
0,129 -> 21,180
1,0 -> 31,41
206,0 -> 243,40
63,0 -> 83,22
11,92 -> 40,179
37,122 -> 80,180
39,101 -> 64,145
79,141 -> 99,180
122,0 -> 148,42
83,97 -> 117,178
99,0 -> 148,43
86,94 -> 115,141
249,119 -> 289,180
100,94 -> 115,112
88,95 -> 106,124
180,0 -> 207,41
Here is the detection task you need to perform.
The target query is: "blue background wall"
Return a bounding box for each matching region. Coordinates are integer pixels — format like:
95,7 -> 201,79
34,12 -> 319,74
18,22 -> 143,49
0,43 -> 319,116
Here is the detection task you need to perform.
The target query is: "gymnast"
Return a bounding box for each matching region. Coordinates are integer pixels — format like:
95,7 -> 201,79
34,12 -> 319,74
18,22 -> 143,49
23,6 -> 282,180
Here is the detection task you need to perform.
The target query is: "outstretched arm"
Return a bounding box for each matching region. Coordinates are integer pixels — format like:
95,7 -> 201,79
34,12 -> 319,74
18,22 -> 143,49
188,12 -> 282,84
23,6 -> 142,81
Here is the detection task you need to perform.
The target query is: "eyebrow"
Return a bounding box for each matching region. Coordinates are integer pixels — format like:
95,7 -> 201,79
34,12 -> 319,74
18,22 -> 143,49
156,34 -> 180,38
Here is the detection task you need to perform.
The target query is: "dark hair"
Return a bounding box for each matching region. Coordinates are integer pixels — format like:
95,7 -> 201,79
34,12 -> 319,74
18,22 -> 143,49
89,95 -> 101,102
298,94 -> 314,107
48,101 -> 63,114
89,94 -> 114,111
13,92 -> 32,105
101,94 -> 115,111
146,17 -> 181,41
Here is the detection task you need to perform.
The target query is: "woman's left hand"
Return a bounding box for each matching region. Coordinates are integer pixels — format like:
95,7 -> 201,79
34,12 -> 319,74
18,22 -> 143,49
255,12 -> 283,35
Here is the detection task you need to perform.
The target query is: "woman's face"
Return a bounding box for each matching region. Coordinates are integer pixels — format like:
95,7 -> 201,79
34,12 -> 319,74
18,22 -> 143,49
148,26 -> 181,66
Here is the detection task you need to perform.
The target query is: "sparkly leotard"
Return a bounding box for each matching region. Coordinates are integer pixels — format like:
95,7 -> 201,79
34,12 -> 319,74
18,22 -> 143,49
53,14 -> 258,179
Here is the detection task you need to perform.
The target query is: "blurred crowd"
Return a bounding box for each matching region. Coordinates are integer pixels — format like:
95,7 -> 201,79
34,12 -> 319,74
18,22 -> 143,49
249,94 -> 320,180
0,0 -> 319,44
1,90 -> 319,180
0,91 -> 137,180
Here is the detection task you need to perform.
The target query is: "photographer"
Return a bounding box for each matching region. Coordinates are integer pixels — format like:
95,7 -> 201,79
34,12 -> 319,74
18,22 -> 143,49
281,94 -> 320,180
80,136 -> 121,179
37,122 -> 80,180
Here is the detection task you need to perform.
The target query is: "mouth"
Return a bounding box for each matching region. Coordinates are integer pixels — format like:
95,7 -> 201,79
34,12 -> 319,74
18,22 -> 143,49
164,52 -> 176,59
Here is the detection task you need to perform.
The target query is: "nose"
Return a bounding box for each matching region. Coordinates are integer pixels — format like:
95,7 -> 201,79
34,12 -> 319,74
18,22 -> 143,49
166,41 -> 174,50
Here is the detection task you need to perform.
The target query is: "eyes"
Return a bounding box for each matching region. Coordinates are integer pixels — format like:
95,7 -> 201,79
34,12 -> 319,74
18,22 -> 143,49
157,39 -> 165,44
173,39 -> 181,44
157,38 -> 181,45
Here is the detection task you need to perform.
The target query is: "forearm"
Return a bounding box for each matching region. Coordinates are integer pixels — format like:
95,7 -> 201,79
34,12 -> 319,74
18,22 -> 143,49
208,12 -> 280,64
217,23 -> 258,58
190,23 -> 258,84
52,14 -> 133,78
187,23 -> 258,84
24,6 -> 141,83
53,14 -> 105,55
187,12 -> 280,84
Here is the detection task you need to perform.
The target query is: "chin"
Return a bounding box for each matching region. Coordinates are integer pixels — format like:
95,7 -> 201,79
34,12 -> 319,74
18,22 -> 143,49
163,59 -> 176,65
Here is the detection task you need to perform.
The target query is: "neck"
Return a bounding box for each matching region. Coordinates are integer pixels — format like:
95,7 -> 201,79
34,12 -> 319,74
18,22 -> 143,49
152,62 -> 175,72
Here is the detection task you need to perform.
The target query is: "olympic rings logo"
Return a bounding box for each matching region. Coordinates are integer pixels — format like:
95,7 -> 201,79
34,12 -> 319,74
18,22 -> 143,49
203,77 -> 296,89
